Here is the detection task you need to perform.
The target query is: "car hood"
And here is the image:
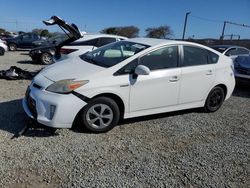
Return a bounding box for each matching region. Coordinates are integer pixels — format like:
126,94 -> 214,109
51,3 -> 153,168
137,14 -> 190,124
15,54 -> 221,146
43,16 -> 82,42
235,56 -> 250,69
43,16 -> 83,58
39,56 -> 105,82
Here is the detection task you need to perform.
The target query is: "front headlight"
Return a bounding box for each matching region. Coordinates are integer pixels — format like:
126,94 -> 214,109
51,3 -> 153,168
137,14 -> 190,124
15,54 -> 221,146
46,79 -> 89,94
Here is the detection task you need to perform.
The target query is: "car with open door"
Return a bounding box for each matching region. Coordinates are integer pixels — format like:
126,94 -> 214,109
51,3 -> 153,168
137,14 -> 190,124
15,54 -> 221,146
23,38 -> 235,133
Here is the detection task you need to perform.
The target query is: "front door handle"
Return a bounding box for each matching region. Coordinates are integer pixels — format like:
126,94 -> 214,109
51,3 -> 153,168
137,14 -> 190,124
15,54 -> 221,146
169,76 -> 179,82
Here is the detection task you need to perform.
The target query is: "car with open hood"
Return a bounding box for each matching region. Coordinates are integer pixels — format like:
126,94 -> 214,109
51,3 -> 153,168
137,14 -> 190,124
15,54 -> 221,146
29,16 -> 82,64
23,38 -> 235,133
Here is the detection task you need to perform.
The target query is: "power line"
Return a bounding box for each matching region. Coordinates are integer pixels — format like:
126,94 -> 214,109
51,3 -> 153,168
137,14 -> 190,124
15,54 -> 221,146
190,15 -> 223,23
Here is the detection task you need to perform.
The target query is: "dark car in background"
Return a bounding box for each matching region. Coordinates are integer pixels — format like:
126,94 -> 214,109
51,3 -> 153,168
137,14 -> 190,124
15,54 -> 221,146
29,34 -> 68,64
5,32 -> 45,51
234,55 -> 250,80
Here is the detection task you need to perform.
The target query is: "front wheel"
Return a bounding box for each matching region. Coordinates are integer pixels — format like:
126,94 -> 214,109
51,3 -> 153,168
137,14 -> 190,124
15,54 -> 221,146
204,86 -> 225,112
0,47 -> 4,56
9,43 -> 17,51
81,97 -> 120,133
41,52 -> 53,65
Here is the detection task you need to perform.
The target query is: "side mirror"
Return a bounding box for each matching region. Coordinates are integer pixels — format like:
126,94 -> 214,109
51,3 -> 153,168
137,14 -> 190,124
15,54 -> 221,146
134,65 -> 150,76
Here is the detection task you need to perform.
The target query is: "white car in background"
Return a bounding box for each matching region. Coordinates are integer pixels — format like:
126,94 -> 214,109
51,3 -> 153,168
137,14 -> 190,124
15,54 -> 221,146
0,39 -> 8,56
23,36 -> 235,133
57,33 -> 127,61
211,45 -> 250,60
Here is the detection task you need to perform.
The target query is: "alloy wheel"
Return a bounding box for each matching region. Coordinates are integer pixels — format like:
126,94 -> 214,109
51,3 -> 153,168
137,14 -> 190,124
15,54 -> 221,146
86,104 -> 114,129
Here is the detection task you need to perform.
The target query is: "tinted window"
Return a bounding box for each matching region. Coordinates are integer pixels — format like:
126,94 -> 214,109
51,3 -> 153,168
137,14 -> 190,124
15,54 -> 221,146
96,37 -> 117,47
225,48 -> 237,56
69,38 -> 98,46
207,50 -> 219,64
139,46 -> 178,71
114,59 -> 138,75
183,46 -> 208,66
22,34 -> 30,39
237,48 -> 249,55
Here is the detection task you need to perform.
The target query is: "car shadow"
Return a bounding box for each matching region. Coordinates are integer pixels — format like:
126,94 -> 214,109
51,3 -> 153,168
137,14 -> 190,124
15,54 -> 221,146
71,108 -> 201,134
20,52 -> 30,55
16,60 -> 35,64
0,99 -> 58,138
233,79 -> 250,98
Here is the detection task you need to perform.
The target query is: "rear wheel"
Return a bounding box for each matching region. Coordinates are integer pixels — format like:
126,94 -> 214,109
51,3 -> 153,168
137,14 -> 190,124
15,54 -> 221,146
9,43 -> 17,51
204,86 -> 225,112
0,47 -> 4,56
81,97 -> 120,133
41,52 -> 53,65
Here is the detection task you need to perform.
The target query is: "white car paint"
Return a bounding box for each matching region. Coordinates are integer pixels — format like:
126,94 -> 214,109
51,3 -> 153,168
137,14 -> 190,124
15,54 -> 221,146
23,38 -> 235,130
0,39 -> 8,53
57,33 -> 127,61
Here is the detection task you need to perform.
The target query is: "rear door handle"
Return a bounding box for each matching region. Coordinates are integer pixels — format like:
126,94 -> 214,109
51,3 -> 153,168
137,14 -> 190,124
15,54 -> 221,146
206,70 -> 213,75
169,76 -> 179,82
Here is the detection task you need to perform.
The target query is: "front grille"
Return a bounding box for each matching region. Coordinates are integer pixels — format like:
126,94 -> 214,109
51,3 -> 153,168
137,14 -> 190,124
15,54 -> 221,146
25,87 -> 37,119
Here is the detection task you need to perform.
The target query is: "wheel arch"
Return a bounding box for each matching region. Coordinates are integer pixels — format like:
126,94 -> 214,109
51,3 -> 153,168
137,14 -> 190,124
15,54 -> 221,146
92,93 -> 125,119
215,84 -> 227,99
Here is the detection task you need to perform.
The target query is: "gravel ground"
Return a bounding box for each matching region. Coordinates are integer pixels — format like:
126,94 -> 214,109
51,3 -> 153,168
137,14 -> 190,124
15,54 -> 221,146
0,51 -> 249,188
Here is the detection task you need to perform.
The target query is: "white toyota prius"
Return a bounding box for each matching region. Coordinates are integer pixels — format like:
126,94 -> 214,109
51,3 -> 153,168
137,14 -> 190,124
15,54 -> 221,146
23,37 -> 235,132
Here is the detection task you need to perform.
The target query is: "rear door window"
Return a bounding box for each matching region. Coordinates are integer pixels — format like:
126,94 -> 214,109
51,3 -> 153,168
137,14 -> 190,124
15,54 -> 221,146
183,46 -> 207,66
139,46 -> 178,71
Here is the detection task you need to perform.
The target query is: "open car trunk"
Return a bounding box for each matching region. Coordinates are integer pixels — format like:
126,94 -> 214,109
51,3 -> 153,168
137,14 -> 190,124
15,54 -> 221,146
43,16 -> 82,59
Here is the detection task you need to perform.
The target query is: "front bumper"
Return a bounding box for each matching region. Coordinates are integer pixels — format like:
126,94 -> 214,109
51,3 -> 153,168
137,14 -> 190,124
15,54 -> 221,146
22,83 -> 87,128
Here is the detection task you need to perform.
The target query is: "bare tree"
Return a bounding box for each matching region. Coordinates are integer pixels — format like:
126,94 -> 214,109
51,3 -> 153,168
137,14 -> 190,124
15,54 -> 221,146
101,26 -> 139,38
145,25 -> 173,39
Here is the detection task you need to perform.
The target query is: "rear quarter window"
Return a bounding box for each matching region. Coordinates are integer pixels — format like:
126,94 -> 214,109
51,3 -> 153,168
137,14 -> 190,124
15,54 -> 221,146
183,46 -> 219,67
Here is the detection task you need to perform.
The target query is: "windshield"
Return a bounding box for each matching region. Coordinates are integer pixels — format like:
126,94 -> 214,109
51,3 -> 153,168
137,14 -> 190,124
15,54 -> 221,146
80,41 -> 149,68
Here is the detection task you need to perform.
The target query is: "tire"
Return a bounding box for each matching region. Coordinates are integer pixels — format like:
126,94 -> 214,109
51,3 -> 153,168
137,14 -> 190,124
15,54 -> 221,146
9,43 -> 17,51
204,86 -> 225,112
0,47 -> 4,56
41,53 -> 53,65
81,97 -> 120,133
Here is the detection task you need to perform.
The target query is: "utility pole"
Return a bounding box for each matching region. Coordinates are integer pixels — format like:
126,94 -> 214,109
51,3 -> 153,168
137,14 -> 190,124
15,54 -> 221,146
182,11 -> 191,40
220,21 -> 227,40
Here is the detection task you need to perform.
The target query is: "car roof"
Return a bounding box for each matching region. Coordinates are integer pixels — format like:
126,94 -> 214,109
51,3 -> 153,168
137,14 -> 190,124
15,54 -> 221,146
75,33 -> 127,42
211,45 -> 247,49
126,38 -> 207,47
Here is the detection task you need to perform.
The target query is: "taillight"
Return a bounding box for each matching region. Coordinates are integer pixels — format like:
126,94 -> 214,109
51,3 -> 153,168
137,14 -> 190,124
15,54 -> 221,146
60,48 -> 78,55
